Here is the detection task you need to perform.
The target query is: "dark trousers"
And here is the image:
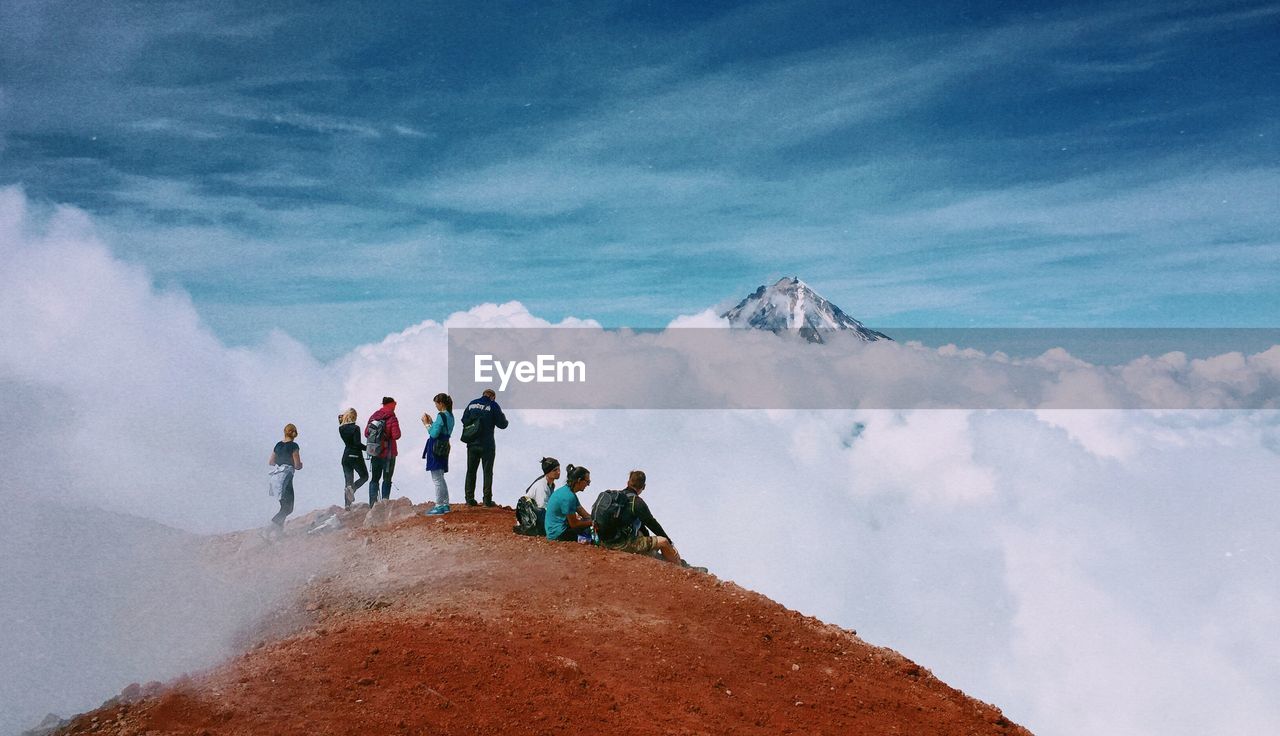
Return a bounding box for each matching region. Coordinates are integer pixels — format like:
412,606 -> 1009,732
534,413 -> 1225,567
343,456 -> 369,491
369,456 -> 396,505
554,526 -> 580,542
464,445 -> 496,503
342,456 -> 369,508
271,475 -> 295,527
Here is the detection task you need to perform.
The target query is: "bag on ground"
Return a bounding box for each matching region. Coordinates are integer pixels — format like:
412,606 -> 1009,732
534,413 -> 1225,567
513,496 -> 544,536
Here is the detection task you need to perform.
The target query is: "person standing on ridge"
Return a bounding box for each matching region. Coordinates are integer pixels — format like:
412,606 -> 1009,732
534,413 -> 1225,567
365,397 -> 401,506
421,393 -> 455,515
337,408 -> 367,509
460,388 -> 508,507
267,423 -> 302,534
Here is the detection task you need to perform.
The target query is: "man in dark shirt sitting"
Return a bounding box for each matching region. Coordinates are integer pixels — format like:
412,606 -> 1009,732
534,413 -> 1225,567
598,470 -> 683,565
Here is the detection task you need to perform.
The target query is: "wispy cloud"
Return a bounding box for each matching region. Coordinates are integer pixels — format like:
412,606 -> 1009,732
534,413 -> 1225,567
4,187 -> 1279,735
126,117 -> 225,139
2,0 -> 1277,342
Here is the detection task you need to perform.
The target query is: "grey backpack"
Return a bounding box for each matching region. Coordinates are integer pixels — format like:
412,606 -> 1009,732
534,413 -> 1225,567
365,419 -> 386,456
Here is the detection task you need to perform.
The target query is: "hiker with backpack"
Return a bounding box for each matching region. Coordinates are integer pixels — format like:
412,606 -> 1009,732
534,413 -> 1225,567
421,393 -> 455,516
338,408 -> 368,509
544,464 -> 594,542
513,457 -> 560,536
460,388 -> 509,507
592,470 -> 683,565
267,423 -> 303,534
365,397 -> 402,506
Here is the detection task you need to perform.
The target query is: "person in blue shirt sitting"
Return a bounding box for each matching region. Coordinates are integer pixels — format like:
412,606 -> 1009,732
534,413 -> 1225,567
544,464 -> 594,542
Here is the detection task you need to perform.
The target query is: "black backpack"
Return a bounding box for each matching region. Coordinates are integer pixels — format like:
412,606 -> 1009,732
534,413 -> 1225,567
432,436 -> 450,458
591,489 -> 637,543
512,474 -> 547,536
513,497 -> 543,536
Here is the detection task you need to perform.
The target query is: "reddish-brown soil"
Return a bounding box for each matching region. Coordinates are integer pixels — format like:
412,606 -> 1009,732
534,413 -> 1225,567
54,503 -> 1030,735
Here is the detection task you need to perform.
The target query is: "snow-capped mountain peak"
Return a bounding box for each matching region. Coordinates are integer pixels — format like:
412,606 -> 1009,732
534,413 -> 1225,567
721,276 -> 890,343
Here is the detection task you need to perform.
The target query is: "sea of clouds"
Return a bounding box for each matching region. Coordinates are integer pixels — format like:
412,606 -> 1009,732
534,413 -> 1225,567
1,186 -> 1277,735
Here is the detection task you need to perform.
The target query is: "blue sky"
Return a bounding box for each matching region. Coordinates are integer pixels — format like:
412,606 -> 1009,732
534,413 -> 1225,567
2,0 -> 1277,357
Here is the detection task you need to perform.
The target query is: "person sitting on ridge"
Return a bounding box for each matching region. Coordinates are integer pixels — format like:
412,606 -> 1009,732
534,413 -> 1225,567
514,457 -> 560,536
593,470 -> 683,565
544,464 -> 594,542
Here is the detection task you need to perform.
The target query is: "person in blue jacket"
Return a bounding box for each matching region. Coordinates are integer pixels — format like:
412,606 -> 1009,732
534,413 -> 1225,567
460,388 -> 509,507
422,393 -> 455,515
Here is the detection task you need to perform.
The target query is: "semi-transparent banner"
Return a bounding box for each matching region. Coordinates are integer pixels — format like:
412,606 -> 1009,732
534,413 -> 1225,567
446,328 -> 1280,410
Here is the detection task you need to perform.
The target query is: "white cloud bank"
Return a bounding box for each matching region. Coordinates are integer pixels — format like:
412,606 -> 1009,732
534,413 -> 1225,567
442,328 -> 1280,410
1,187 -> 1278,735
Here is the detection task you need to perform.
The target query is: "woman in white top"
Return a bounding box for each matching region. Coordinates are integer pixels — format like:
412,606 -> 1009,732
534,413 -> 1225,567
527,456 -> 560,508
511,457 -> 560,536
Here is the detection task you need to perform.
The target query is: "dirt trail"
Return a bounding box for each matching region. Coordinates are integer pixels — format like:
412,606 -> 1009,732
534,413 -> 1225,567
52,503 -> 1030,736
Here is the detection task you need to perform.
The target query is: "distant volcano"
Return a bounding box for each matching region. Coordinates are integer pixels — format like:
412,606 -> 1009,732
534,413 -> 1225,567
721,277 -> 890,344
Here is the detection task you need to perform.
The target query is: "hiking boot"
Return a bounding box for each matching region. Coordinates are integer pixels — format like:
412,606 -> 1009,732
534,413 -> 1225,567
465,499 -> 479,507
343,484 -> 355,507
483,500 -> 497,508
424,504 -> 450,516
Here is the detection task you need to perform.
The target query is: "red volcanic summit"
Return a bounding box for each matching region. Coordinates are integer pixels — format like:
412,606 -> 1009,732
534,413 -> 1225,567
38,501 -> 1029,736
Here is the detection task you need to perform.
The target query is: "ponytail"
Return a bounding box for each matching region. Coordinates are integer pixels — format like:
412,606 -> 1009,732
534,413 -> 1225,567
566,464 -> 590,485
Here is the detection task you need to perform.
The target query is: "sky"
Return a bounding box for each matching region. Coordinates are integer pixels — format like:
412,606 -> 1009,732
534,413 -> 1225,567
2,2 -> 1280,735
2,0 -> 1278,357
1,189 -> 1279,735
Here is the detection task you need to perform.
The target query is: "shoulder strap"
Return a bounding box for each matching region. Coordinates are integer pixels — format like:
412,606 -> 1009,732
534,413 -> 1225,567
523,473 -> 546,496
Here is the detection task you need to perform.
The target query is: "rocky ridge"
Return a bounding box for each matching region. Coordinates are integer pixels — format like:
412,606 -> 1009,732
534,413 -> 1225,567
36,500 -> 1030,736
